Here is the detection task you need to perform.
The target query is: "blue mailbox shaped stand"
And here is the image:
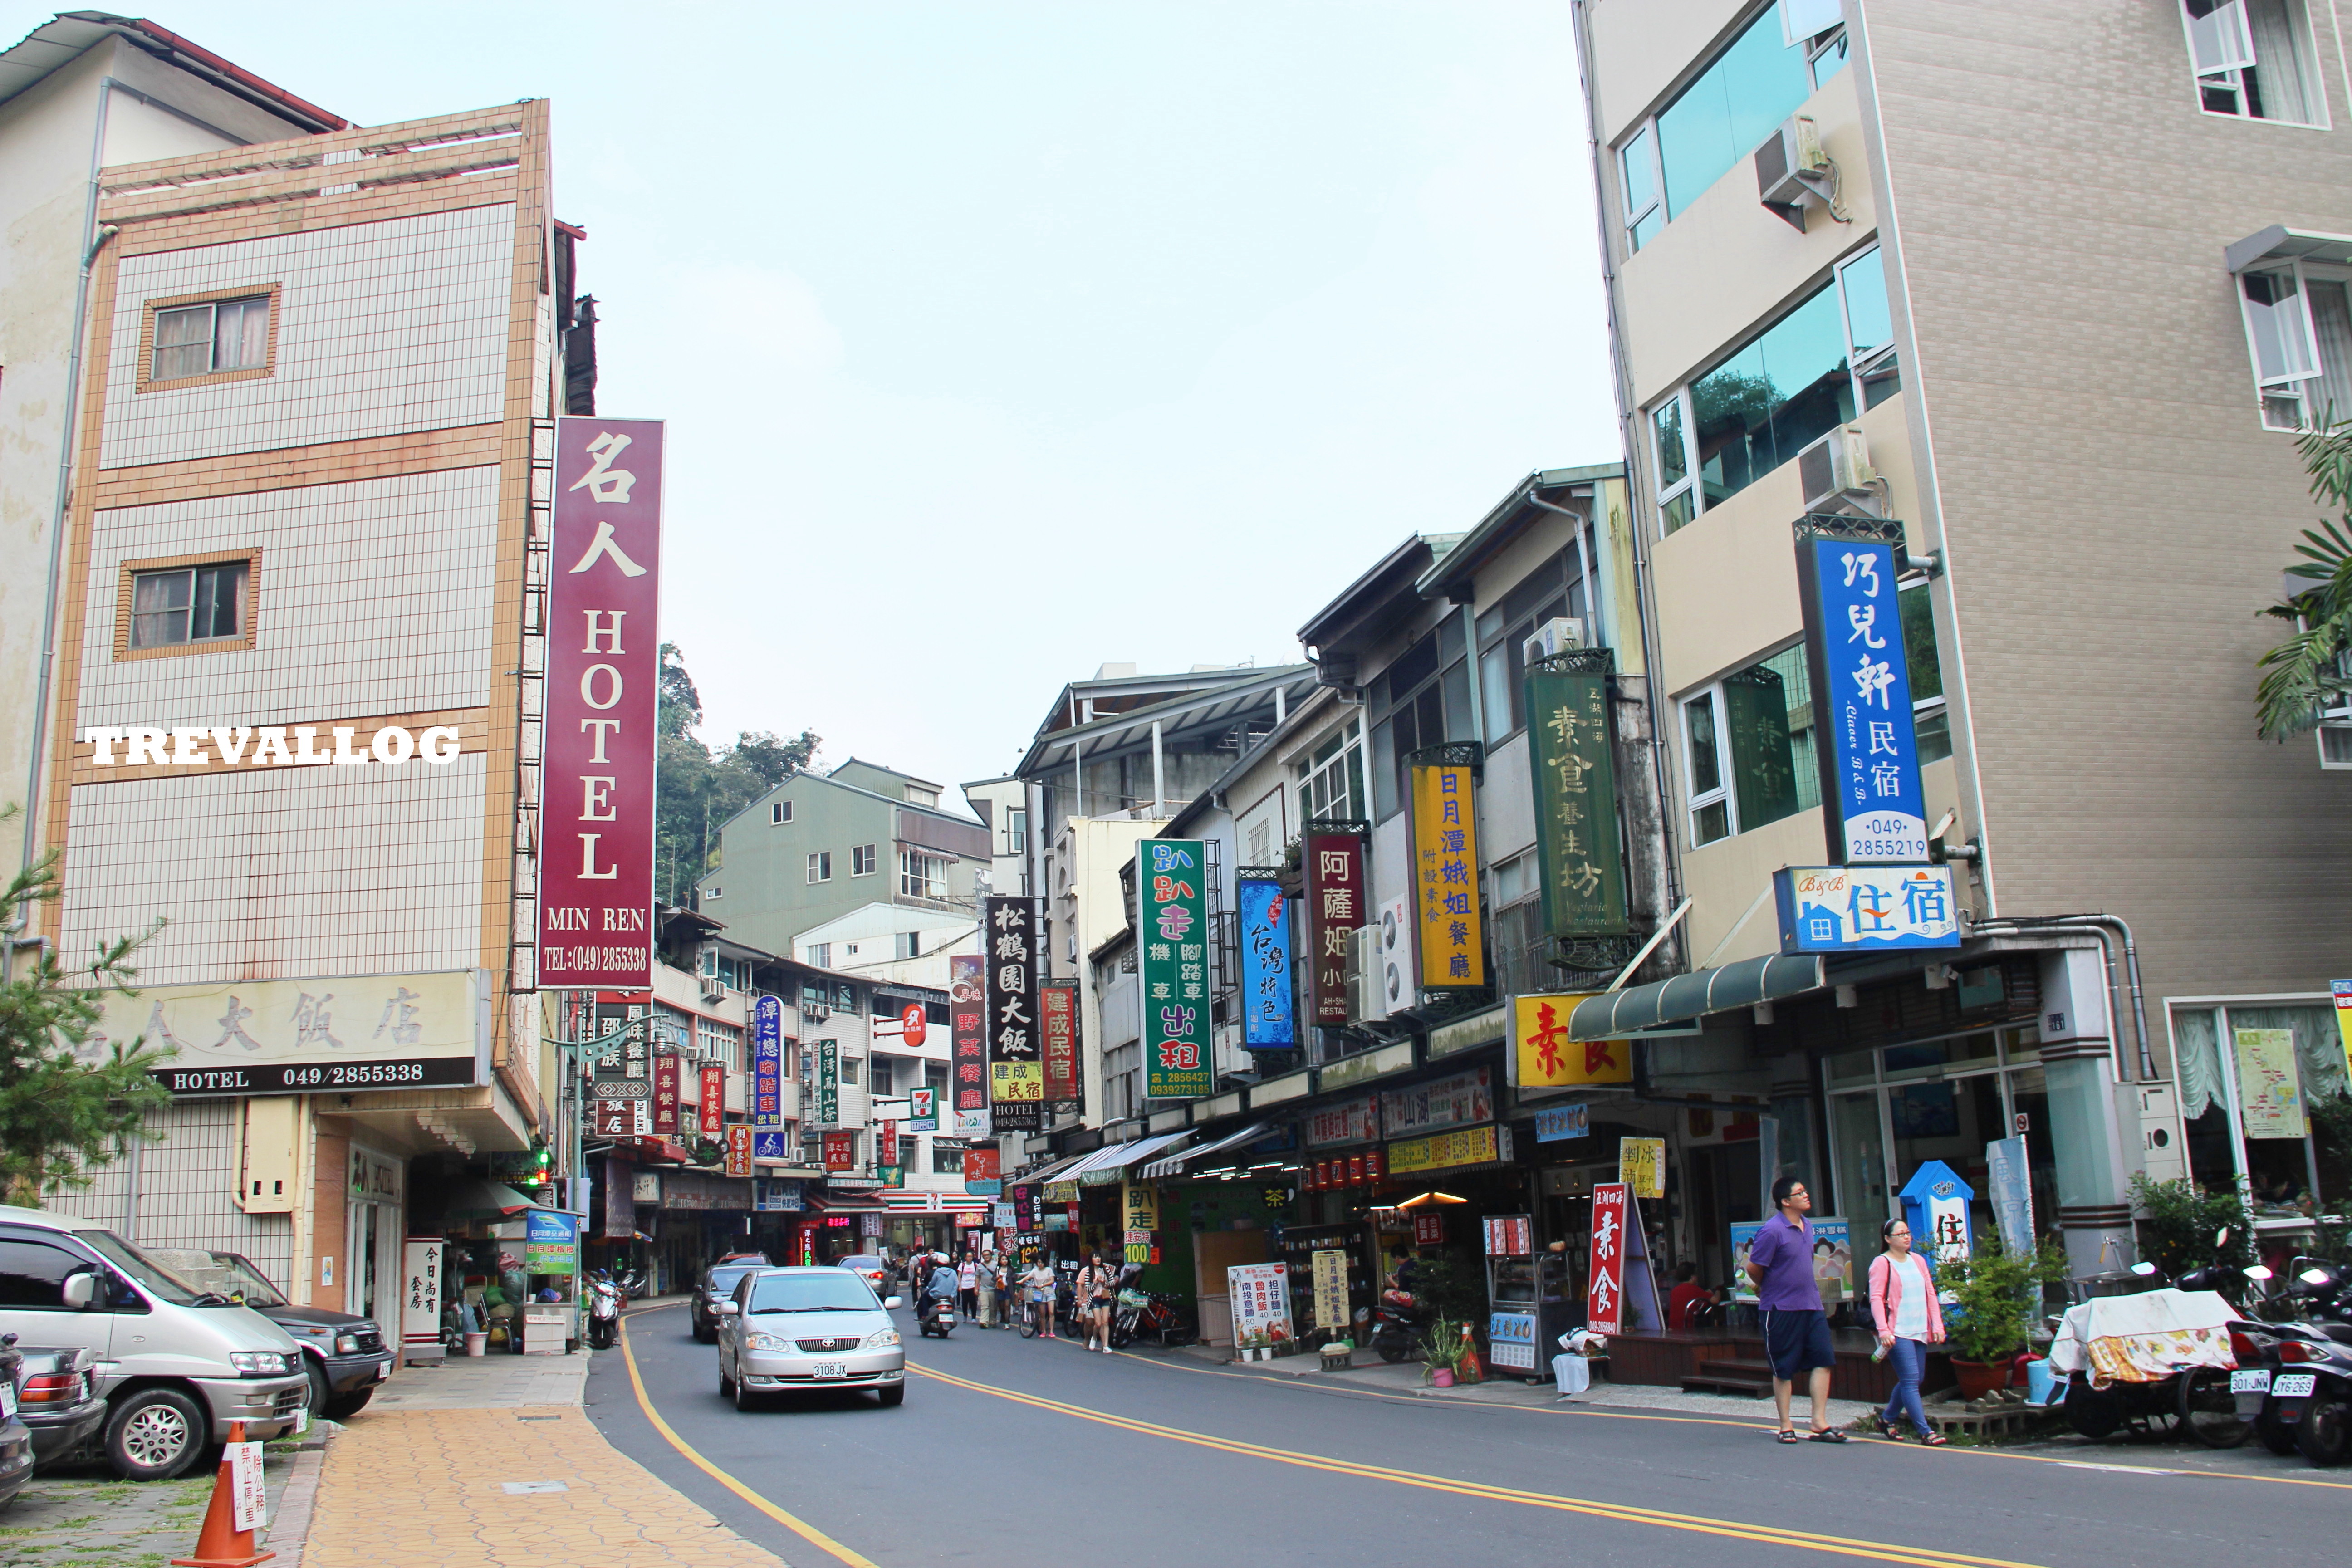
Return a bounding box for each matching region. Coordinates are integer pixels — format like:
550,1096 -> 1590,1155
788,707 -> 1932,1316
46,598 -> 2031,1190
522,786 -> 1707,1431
1898,1161 -> 1975,1280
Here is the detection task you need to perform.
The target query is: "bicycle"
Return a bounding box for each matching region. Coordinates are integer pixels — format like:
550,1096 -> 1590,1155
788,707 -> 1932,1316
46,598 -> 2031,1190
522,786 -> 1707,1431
1019,1294 -> 1048,1339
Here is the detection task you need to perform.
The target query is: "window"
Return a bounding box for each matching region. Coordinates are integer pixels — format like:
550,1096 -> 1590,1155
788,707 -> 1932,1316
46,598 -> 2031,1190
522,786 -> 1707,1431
1651,246 -> 1900,532
1475,547 -> 1590,744
0,1237 -> 88,1309
869,1057 -> 894,1095
1370,622 -> 1473,819
127,558 -> 249,652
807,852 -> 832,883
840,1055 -> 860,1086
1299,727 -> 1366,823
1619,5 -> 1815,253
706,885 -> 722,900
147,291 -> 274,386
1681,646 -> 1818,846
1008,808 -> 1028,853
808,942 -> 831,967
895,931 -> 921,960
2238,259 -> 2352,431
2181,0 -> 2323,126
1490,850 -> 1539,908
851,844 -> 877,877
931,1145 -> 964,1175
899,850 -> 949,900
771,801 -> 792,825
1901,583 -> 1952,765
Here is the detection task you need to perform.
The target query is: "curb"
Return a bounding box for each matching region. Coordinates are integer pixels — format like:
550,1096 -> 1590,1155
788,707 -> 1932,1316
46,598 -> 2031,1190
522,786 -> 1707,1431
268,1424 -> 335,1568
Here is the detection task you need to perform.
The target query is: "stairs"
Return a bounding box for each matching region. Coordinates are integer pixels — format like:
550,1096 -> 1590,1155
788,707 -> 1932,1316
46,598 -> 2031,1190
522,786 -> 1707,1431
1679,1357 -> 1776,1396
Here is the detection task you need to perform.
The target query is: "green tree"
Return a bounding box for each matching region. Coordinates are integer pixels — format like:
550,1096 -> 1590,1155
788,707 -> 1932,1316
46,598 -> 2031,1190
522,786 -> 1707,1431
655,643 -> 820,903
2255,420 -> 2352,739
0,807 -> 174,1205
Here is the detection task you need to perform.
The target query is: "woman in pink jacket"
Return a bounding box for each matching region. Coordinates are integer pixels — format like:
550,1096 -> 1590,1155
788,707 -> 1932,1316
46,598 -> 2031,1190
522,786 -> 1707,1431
1869,1218 -> 1949,1445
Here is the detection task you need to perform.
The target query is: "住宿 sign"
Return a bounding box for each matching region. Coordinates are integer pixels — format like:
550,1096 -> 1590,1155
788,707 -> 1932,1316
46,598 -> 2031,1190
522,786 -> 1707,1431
1774,865 -> 1960,952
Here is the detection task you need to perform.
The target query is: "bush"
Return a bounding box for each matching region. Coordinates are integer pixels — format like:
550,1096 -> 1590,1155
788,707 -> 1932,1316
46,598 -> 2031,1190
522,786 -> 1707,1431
2130,1174 -> 2253,1275
1938,1241 -> 2069,1364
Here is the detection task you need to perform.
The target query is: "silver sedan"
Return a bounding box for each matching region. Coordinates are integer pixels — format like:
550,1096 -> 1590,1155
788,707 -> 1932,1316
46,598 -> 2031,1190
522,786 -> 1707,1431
715,1266 -> 906,1409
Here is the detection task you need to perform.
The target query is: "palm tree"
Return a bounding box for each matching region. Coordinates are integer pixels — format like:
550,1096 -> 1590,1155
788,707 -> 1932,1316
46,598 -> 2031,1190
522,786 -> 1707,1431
2255,420 -> 2352,740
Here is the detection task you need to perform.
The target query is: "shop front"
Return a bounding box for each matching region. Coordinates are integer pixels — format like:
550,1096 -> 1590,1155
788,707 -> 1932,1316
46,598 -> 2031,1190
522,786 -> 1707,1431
2169,994 -> 2348,1271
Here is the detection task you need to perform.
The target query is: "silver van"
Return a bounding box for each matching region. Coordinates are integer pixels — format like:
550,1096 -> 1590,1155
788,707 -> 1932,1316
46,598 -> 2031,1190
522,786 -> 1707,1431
0,1206 -> 308,1480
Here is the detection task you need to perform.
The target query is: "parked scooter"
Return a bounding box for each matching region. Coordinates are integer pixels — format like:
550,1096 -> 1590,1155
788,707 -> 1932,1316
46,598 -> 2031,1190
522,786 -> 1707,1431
586,1270 -> 622,1350
1370,1279 -> 1431,1365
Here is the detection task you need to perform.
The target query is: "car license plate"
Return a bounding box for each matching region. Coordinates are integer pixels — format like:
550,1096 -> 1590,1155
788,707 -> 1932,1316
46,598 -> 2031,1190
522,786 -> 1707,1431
811,1362 -> 846,1380
2273,1373 -> 2318,1399
377,1361 -> 392,1380
2231,1369 -> 2272,1394
0,1382 -> 14,1420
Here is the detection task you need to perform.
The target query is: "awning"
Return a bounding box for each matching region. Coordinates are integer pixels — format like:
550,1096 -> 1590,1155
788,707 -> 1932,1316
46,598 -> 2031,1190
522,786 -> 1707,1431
877,1192 -> 995,1212
2225,225 -> 2352,274
1011,1152 -> 1094,1189
1568,954 -> 1823,1040
438,1179 -> 549,1219
1140,1120 -> 1277,1181
1069,1131 -> 1191,1186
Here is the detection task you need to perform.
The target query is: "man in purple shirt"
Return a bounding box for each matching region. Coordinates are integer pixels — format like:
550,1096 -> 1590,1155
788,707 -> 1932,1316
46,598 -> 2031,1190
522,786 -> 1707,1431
1746,1175 -> 1845,1443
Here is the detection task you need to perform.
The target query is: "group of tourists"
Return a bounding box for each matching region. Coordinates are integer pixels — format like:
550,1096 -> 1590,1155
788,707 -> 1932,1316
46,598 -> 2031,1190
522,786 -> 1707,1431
903,1244 -> 1130,1351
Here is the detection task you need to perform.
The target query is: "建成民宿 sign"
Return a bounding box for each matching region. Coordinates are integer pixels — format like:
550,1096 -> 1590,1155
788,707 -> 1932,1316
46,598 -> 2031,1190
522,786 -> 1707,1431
1409,762 -> 1484,987
1525,659 -> 1629,936
1041,983 -> 1080,1110
1236,876 -> 1295,1048
1139,840 -> 1212,1098
1798,533 -> 1928,863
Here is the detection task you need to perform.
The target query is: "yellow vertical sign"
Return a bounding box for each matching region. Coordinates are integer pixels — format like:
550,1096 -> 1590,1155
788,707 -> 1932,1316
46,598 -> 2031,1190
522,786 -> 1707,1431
1410,762 -> 1484,988
1619,1137 -> 1665,1200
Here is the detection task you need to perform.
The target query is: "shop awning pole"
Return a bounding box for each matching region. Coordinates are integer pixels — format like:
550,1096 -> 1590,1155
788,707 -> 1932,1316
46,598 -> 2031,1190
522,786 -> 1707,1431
1604,897 -> 1691,993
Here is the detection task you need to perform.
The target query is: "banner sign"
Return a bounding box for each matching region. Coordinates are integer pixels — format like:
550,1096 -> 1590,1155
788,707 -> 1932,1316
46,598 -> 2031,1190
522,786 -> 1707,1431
1041,983 -> 1081,1108
1227,1261 -> 1293,1350
2336,979 -> 2352,1085
1236,877 -> 1296,1048
879,1120 -> 898,1168
1488,1312 -> 1538,1372
1619,1137 -> 1665,1200
725,1124 -> 753,1178
1534,1103 -> 1589,1142
1386,1123 -> 1509,1176
1381,1066 -> 1493,1137
1984,1134 -> 2034,1255
817,1040 -> 839,1126
1526,662 -> 1629,936
1311,1249 -> 1348,1331
1798,534 -> 1927,863
1483,1215 -> 1533,1255
909,1086 -> 938,1132
1512,993 -> 1632,1087
1587,1181 -> 1628,1335
753,997 -> 783,1129
1409,762 -> 1484,987
984,897 -> 1043,1130
401,1238 -> 445,1357
698,1062 -> 724,1135
539,416 -> 664,987
822,1131 -> 858,1171
964,1147 -> 1001,1195
2234,1028 -> 2308,1137
1139,841 -> 1213,1098
524,1210 -> 578,1276
97,968 -> 490,1098
752,1130 -> 785,1159
1775,865 -> 1959,952
1304,832 -> 1363,1025
228,1438 -> 266,1533
949,954 -> 990,1135
652,1054 -> 680,1136
1303,1093 -> 1380,1147
754,1177 -> 803,1213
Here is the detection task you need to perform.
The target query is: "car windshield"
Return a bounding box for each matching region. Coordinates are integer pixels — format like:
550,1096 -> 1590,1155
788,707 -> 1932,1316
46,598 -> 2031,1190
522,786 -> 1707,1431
140,1250 -> 289,1307
746,1273 -> 879,1314
74,1229 -> 211,1306
706,1267 -> 760,1296
837,1256 -> 881,1270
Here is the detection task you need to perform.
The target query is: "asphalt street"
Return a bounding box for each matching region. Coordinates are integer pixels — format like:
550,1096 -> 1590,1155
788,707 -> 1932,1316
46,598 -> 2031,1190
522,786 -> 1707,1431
586,1301 -> 2349,1568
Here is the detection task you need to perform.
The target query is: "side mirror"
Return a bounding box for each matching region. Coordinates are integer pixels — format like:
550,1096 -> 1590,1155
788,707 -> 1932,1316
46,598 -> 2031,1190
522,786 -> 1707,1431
883,1296 -> 902,1310
715,1300 -> 738,1317
61,1272 -> 97,1310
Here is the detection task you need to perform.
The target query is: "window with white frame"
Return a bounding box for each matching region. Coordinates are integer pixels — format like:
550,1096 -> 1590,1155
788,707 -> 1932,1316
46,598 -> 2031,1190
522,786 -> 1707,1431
1008,808 -> 1028,853
128,559 -> 248,651
771,800 -> 792,825
706,885 -> 722,900
807,851 -> 832,883
931,1144 -> 964,1175
1475,546 -> 1590,745
1651,245 -> 1899,534
1299,727 -> 1365,823
2180,0 -> 2324,126
899,850 -> 949,900
895,931 -> 921,960
2237,256 -> 2352,431
840,1055 -> 860,1086
1681,646 -> 1818,847
151,294 -> 270,382
808,942 -> 831,967
851,843 -> 877,877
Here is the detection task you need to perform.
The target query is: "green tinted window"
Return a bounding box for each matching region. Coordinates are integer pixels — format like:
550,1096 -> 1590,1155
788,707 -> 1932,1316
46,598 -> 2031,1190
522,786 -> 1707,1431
1657,9 -> 1813,219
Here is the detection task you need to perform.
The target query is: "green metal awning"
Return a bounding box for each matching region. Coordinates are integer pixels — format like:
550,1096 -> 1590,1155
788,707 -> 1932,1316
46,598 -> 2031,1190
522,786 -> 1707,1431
1569,955 -> 1823,1040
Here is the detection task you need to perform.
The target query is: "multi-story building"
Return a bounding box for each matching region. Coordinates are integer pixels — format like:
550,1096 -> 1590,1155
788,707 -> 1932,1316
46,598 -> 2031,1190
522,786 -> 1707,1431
26,95 -> 591,1323
696,757 -> 989,963
959,773 -> 1029,895
1571,0 -> 2352,1272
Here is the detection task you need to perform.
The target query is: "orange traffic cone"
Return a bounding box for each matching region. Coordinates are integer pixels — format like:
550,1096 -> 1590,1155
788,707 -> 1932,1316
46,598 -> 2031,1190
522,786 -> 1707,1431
1457,1321 -> 1484,1384
170,1420 -> 275,1568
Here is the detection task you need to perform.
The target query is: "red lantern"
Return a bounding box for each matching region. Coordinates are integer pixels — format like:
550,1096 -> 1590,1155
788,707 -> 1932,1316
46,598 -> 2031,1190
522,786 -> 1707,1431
1348,1155 -> 1365,1186
1365,1149 -> 1385,1184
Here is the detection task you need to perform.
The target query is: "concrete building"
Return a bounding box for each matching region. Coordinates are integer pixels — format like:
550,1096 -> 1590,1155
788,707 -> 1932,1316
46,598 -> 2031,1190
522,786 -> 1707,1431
959,773 -> 1029,896
696,757 -> 989,960
1571,0 -> 2352,1269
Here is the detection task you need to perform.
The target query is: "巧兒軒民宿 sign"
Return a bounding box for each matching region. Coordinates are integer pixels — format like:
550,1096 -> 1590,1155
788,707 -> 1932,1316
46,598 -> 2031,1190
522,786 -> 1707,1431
1798,533 -> 1927,864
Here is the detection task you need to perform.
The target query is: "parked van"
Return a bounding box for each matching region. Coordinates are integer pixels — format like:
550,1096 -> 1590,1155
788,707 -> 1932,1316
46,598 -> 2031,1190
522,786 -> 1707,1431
0,1206 -> 308,1480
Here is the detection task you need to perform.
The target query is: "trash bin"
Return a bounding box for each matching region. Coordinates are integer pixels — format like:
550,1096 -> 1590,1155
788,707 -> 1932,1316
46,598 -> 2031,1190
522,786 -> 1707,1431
2024,1357 -> 2055,1406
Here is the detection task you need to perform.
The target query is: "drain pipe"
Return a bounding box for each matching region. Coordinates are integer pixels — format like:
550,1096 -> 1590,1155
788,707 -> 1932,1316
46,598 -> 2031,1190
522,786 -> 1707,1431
1971,913 -> 2155,1082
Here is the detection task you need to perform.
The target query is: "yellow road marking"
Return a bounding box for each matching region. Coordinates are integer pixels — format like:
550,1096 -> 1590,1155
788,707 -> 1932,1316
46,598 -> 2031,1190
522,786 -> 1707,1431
907,1360 -> 2050,1568
617,1304 -> 882,1568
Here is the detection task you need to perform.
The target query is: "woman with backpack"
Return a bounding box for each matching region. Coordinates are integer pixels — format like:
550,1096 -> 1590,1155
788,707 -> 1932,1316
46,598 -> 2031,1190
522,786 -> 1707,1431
1077,1251 -> 1119,1353
1869,1217 -> 1949,1446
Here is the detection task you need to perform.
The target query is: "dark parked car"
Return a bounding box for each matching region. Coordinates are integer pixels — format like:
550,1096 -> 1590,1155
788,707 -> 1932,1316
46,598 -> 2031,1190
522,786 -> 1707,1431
145,1250 -> 393,1420
692,1255 -> 774,1343
2,1337 -> 106,1470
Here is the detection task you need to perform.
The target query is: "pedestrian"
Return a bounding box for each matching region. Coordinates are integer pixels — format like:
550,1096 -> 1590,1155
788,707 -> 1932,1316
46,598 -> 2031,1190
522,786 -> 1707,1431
1022,1254 -> 1058,1338
957,1254 -> 979,1320
1666,1262 -> 1714,1332
1079,1251 -> 1117,1353
975,1251 -> 999,1328
1869,1217 -> 1949,1446
1746,1176 -> 1845,1444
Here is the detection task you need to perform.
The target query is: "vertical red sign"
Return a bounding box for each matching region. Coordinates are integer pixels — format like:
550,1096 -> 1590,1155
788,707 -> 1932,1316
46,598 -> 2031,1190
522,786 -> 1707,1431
949,954 -> 987,1132
1586,1181 -> 1628,1335
698,1063 -> 724,1135
725,1123 -> 752,1178
1304,832 -> 1364,1025
539,416 -> 664,989
879,1121 -> 899,1167
823,1131 -> 858,1171
1040,984 -> 1078,1106
652,1054 -> 680,1135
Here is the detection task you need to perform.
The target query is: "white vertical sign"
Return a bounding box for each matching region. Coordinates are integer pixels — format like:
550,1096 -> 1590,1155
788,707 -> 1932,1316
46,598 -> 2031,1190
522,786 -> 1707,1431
229,1438 -> 266,1531
402,1237 -> 444,1357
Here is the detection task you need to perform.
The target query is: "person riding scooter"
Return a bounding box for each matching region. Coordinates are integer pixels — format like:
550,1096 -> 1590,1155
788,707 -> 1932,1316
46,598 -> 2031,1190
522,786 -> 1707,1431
921,1253 -> 960,1338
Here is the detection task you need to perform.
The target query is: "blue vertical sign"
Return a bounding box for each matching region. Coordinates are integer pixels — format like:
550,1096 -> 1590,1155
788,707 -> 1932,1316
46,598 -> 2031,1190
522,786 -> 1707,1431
753,995 -> 782,1136
1236,877 -> 1295,1049
1799,534 -> 1927,863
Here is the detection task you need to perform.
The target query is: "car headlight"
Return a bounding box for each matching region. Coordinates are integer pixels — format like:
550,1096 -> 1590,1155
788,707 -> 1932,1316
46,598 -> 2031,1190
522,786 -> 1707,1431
230,1352 -> 291,1376
862,1327 -> 900,1348
744,1331 -> 790,1353
334,1334 -> 362,1355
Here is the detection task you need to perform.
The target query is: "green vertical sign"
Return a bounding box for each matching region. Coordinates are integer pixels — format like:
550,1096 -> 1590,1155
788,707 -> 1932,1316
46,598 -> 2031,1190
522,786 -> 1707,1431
1526,660 -> 1629,937
1139,838 -> 1213,1099
818,1040 -> 839,1125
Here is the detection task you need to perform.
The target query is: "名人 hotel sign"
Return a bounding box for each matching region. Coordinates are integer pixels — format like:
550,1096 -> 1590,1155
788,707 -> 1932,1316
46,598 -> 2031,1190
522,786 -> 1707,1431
101,970 -> 491,1097
1797,533 -> 1927,864
539,417 -> 664,987
1409,762 -> 1484,988
1138,842 -> 1213,1099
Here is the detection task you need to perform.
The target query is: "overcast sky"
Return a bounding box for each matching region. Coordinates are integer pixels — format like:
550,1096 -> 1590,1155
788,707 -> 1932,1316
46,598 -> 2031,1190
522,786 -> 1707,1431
35,1 -> 1619,798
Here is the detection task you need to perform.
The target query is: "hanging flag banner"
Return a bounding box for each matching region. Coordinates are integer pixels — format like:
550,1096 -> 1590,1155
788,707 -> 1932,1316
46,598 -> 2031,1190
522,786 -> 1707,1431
753,996 -> 783,1131
698,1062 -> 724,1136
1237,877 -> 1296,1048
1409,761 -> 1484,988
879,1120 -> 899,1169
1798,532 -> 1927,863
984,897 -> 1043,1131
1511,993 -> 1632,1087
539,416 -> 663,988
1525,658 -> 1630,937
964,1146 -> 1002,1196
1774,865 -> 1960,952
652,1054 -> 680,1136
817,1040 -> 839,1126
1138,840 -> 1213,1098
1041,983 -> 1081,1109
949,954 -> 991,1136
909,1086 -> 939,1132
1304,831 -> 1363,1025
725,1124 -> 753,1178
1587,1181 -> 1629,1335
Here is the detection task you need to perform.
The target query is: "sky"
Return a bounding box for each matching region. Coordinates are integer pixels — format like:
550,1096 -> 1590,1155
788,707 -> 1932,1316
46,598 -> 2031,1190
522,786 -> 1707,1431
31,1 -> 1619,798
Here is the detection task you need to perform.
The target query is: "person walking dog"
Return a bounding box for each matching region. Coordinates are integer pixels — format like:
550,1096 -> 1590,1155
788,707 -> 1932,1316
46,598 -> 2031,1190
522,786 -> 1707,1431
1869,1218 -> 1949,1445
1746,1176 -> 1845,1444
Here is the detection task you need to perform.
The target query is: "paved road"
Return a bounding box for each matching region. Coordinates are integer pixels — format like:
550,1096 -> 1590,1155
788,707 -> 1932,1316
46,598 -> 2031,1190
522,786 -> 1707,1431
588,1302 -> 2347,1567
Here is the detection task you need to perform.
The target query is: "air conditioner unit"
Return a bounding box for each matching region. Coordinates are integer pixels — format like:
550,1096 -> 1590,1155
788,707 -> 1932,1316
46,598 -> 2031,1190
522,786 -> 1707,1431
2320,723 -> 2352,769
1797,423 -> 1883,515
1754,113 -> 1832,231
1376,897 -> 1413,1015
1521,617 -> 1585,666
701,979 -> 726,1005
1345,925 -> 1379,1024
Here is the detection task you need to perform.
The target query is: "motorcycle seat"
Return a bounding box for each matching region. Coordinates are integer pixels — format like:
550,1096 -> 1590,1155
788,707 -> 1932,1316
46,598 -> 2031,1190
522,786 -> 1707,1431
2321,1323 -> 2352,1347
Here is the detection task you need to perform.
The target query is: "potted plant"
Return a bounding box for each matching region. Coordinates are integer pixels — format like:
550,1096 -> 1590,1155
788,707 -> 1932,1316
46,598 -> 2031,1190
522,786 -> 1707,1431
1421,1316 -> 1464,1387
1937,1240 -> 2068,1401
